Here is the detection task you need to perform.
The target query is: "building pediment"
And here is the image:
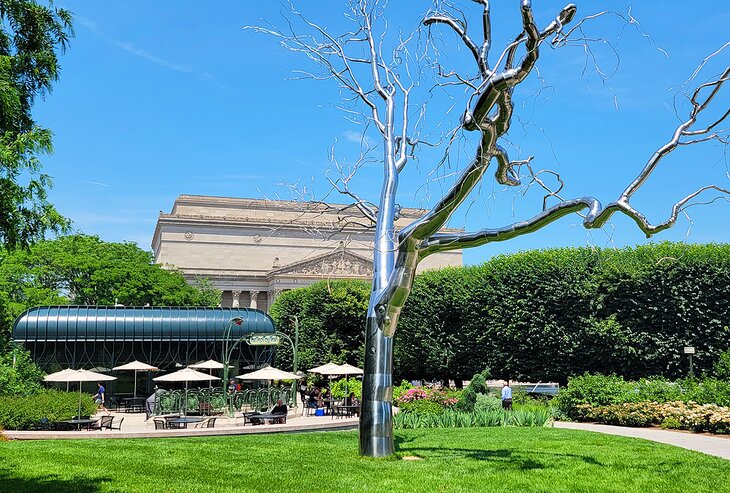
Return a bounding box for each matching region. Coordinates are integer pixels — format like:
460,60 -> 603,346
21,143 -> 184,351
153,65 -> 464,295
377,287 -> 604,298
267,248 -> 373,279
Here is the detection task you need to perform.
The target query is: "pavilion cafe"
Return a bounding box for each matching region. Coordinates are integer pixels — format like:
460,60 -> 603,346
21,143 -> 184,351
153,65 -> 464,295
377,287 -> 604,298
10,306 -> 278,397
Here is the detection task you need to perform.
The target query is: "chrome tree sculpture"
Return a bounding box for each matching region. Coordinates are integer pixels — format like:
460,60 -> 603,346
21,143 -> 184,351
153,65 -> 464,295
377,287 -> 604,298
254,0 -> 730,457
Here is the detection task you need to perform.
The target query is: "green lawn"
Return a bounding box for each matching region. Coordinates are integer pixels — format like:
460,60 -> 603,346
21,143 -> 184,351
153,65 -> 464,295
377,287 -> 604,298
1,428 -> 728,493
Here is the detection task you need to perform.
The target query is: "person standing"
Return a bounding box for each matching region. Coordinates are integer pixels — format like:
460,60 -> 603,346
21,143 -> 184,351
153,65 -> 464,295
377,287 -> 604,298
93,382 -> 110,415
501,382 -> 513,411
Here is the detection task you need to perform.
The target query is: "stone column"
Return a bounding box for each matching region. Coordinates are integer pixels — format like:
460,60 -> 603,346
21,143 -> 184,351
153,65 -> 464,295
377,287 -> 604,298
231,290 -> 241,308
249,291 -> 259,309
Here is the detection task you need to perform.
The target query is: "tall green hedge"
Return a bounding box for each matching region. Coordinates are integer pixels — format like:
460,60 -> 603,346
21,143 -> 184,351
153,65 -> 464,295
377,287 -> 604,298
270,242 -> 730,382
0,389 -> 96,430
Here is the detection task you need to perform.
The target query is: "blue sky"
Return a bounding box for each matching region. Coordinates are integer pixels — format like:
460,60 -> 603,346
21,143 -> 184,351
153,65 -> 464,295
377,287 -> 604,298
36,1 -> 729,265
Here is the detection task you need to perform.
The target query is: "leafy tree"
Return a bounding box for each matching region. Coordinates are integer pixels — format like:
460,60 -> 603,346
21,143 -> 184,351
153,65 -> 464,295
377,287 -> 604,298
0,0 -> 73,248
0,343 -> 44,396
0,234 -> 221,341
269,279 -> 369,371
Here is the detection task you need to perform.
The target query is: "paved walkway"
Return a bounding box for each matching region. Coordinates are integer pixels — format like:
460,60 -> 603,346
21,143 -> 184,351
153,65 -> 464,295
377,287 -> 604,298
554,421 -> 730,460
5,408 -> 358,440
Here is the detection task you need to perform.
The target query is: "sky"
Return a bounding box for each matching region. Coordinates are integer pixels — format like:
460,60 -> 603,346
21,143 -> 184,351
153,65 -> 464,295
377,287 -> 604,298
35,0 -> 730,265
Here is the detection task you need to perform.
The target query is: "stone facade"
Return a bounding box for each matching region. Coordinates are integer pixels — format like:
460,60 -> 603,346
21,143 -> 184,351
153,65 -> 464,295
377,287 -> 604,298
152,195 -> 463,311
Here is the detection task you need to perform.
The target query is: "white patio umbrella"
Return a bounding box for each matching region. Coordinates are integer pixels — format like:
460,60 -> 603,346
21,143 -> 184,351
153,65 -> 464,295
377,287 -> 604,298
189,359 -> 232,387
112,360 -> 159,398
237,366 -> 302,381
44,368 -> 77,391
44,369 -> 117,421
189,359 -> 229,370
334,363 -> 363,397
335,363 -> 363,376
308,362 -> 341,374
153,368 -> 220,415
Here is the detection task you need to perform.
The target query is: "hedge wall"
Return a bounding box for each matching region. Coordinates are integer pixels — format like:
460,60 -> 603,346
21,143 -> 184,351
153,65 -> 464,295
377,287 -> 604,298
270,242 -> 730,383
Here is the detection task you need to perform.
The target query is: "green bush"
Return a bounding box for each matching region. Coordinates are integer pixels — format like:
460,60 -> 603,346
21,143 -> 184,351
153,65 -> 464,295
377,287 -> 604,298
579,401 -> 730,434
474,393 -> 502,413
398,399 -> 446,416
0,389 -> 96,430
554,374 -> 636,419
715,350 -> 730,380
331,378 -> 361,399
0,346 -> 44,396
392,380 -> 414,401
456,368 -> 490,412
679,378 -> 730,407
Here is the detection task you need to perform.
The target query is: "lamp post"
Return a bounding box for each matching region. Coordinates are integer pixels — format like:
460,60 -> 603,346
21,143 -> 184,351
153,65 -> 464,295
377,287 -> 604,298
286,315 -> 300,406
221,316 -> 245,415
684,346 -> 695,377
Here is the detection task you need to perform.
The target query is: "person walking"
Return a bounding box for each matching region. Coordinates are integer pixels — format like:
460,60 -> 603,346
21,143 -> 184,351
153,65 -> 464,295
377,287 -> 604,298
93,382 -> 110,415
501,382 -> 513,411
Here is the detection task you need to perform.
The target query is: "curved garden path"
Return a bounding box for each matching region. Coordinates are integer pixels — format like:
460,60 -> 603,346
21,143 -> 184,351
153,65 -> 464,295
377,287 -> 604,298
554,421 -> 730,460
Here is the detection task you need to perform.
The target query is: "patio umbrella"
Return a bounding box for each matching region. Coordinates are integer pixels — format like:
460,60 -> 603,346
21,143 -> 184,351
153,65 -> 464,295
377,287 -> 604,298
335,363 -> 363,376
44,369 -> 117,421
334,363 -> 363,396
189,359 -> 232,387
237,366 -> 302,381
112,360 -> 159,398
308,362 -> 341,374
189,359 -> 229,370
44,368 -> 77,391
237,366 -> 301,410
153,368 -> 220,415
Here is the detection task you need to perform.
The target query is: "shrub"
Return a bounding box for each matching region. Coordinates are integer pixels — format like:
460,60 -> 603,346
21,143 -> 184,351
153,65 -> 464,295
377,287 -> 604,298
392,380 -> 414,401
553,374 -> 635,419
456,368 -> 490,412
398,399 -> 447,416
0,346 -> 44,397
680,378 -> 730,407
474,393 -> 502,413
577,401 -> 730,434
715,350 -> 730,380
0,389 -> 96,430
396,387 -> 458,416
331,378 -> 362,399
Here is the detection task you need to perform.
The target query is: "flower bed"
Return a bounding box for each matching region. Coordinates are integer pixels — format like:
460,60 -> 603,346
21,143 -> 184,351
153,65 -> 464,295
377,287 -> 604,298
577,401 -> 730,434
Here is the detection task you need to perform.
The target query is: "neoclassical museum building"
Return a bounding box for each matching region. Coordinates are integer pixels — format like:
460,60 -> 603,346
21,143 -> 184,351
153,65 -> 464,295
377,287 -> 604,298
152,195 -> 463,311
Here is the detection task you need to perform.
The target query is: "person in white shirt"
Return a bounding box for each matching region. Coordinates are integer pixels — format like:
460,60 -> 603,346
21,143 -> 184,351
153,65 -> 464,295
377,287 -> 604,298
501,382 -> 513,410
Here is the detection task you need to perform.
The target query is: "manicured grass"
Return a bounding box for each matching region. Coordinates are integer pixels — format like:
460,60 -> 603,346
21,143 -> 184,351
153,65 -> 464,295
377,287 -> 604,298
1,428 -> 729,493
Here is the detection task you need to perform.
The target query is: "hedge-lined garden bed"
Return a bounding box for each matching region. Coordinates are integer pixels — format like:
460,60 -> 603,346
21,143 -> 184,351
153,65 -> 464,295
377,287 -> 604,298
0,389 -> 96,430
555,374 -> 730,434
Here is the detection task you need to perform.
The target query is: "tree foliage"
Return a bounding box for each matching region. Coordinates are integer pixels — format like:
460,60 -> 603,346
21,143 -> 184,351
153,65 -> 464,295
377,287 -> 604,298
0,0 -> 73,248
271,242 -> 730,383
396,242 -> 730,383
0,234 -> 221,342
268,279 -> 369,371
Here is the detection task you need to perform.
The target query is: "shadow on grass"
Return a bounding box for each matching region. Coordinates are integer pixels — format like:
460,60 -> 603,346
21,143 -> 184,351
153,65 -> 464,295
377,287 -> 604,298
395,445 -> 603,470
0,470 -> 108,493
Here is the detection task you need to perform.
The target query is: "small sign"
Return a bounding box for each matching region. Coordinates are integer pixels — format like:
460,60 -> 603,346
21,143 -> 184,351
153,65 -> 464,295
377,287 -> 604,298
683,346 -> 695,354
246,333 -> 280,346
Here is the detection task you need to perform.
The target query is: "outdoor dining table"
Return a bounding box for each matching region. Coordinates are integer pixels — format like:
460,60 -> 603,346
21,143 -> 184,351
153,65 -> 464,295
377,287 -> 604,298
247,413 -> 287,425
121,397 -> 146,413
57,418 -> 99,431
332,405 -> 359,419
167,417 -> 204,429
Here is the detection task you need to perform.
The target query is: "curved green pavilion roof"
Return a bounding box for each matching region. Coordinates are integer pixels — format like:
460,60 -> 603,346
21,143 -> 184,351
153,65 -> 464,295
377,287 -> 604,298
12,306 -> 275,342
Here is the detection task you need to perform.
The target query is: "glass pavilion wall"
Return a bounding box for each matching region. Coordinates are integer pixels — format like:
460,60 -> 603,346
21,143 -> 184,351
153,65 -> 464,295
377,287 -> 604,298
11,306 -> 277,396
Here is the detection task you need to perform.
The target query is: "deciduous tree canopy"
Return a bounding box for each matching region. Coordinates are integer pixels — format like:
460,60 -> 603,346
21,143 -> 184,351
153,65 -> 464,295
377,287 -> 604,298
0,0 -> 73,248
0,234 -> 221,343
